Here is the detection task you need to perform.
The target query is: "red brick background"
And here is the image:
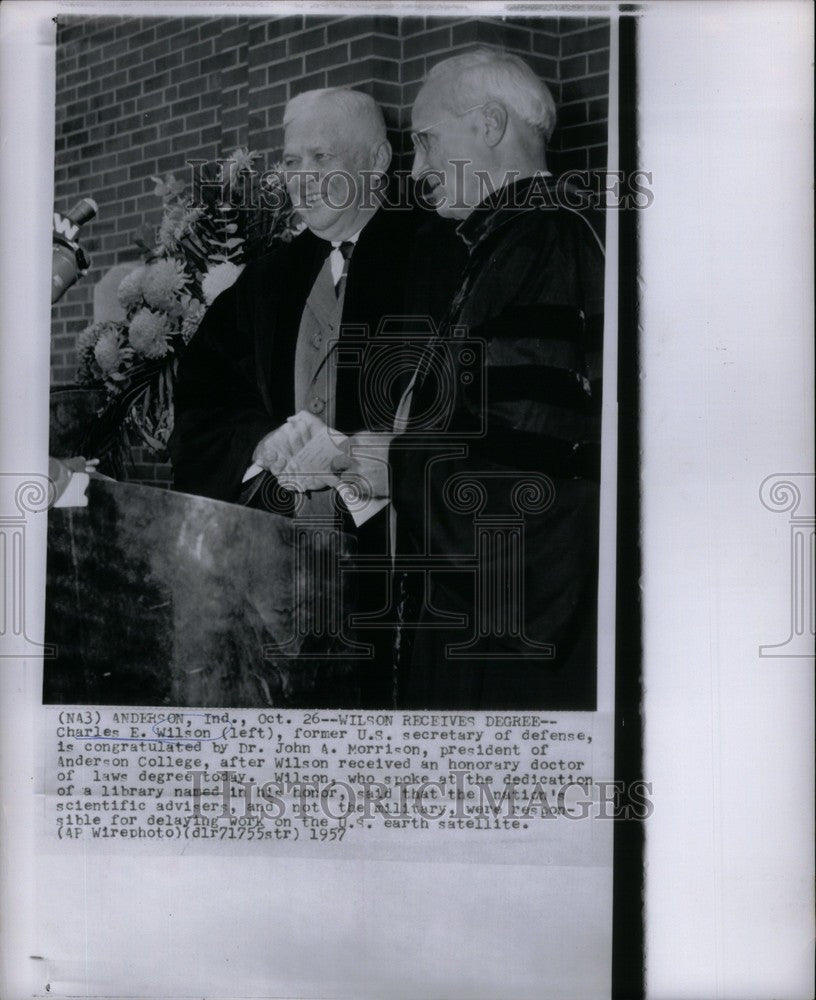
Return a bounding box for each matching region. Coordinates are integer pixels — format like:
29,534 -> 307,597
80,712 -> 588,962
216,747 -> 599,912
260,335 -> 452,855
51,13 -> 610,486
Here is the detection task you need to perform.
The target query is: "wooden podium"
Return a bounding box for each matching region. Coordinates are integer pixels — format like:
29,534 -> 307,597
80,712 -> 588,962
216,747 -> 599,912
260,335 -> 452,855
43,477 -> 363,707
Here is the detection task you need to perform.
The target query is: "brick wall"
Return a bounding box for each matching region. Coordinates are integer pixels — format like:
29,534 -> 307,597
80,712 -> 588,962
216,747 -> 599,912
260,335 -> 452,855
555,17 -> 611,172
51,13 -> 609,486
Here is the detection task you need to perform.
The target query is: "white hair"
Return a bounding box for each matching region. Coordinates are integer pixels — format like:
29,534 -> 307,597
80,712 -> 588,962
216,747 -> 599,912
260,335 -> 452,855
425,46 -> 557,143
283,87 -> 387,148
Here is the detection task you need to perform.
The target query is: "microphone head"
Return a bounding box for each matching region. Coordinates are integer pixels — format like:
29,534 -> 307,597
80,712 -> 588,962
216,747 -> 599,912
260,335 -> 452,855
65,197 -> 98,227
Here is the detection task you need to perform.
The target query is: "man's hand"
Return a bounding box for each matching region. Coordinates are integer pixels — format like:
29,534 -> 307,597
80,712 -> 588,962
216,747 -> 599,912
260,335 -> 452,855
252,410 -> 327,476
330,431 -> 394,502
277,421 -> 350,494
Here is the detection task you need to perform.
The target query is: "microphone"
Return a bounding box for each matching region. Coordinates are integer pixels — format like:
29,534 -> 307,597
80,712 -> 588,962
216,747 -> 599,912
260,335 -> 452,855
51,197 -> 98,303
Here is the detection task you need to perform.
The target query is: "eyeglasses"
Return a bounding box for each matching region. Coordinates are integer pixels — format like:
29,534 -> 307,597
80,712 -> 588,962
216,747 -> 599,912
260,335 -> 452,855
409,104 -> 487,154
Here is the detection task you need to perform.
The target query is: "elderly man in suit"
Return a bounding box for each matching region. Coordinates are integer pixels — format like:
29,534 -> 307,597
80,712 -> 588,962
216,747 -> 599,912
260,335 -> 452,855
388,47 -> 606,709
168,87 -> 464,706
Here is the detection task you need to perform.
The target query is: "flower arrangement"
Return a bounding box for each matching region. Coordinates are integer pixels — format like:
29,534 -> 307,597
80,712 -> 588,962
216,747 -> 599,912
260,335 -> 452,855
76,149 -> 297,468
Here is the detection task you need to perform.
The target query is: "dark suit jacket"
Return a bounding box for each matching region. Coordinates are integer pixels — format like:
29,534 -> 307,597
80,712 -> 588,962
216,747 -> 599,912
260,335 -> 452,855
168,204 -> 465,504
167,202 -> 465,707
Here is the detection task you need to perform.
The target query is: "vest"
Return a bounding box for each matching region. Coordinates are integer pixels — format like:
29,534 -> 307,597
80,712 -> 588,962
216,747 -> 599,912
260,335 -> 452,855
292,253 -> 345,523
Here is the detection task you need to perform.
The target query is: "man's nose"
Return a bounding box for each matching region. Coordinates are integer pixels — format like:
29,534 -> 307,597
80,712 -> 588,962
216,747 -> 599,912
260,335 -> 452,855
294,169 -> 320,198
287,175 -> 306,200
410,147 -> 427,182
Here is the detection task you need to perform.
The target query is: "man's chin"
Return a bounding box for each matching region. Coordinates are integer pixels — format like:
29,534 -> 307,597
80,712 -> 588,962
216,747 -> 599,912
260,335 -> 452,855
426,195 -> 453,218
420,189 -> 466,220
432,201 -> 471,221
293,200 -> 325,222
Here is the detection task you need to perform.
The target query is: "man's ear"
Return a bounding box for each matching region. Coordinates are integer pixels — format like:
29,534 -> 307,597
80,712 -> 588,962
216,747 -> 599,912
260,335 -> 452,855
482,102 -> 508,148
372,138 -> 393,174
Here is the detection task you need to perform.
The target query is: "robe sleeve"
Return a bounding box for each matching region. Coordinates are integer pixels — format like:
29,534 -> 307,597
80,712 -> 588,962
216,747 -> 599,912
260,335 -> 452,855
459,211 -> 605,476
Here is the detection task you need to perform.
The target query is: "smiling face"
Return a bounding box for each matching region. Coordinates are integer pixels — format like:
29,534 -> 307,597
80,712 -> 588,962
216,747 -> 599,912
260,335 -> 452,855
283,102 -> 378,241
410,84 -> 489,220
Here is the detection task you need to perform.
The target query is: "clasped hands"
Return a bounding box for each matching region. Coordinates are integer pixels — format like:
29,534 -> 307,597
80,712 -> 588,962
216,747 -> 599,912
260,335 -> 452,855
252,410 -> 392,499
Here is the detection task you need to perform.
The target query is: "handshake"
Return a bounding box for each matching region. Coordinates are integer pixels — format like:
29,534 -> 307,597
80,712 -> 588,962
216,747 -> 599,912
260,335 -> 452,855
252,410 -> 393,501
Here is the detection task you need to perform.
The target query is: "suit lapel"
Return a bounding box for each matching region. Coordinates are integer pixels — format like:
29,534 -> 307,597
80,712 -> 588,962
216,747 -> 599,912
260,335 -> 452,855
252,231 -> 326,419
334,207 -> 400,430
342,206 -> 396,338
250,205 -> 409,431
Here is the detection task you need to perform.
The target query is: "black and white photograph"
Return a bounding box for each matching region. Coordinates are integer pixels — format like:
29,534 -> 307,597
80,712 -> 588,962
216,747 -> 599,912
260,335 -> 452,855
43,11 -> 617,711
0,2 -> 812,999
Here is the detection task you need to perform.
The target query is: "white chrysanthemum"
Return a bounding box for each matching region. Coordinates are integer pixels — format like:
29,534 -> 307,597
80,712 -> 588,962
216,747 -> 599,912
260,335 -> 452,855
117,266 -> 147,310
182,206 -> 203,229
180,299 -> 207,344
157,204 -> 203,253
157,206 -> 184,253
128,308 -> 173,359
201,261 -> 243,305
142,258 -> 188,312
151,173 -> 185,200
94,326 -> 130,373
229,147 -> 259,173
76,321 -> 107,353
227,147 -> 260,188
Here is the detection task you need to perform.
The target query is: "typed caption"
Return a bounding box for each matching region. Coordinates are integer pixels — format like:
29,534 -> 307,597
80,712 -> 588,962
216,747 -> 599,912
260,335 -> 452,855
43,707 -> 632,862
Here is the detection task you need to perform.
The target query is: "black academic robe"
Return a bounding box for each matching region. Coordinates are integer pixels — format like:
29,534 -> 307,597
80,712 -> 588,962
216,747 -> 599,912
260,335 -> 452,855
391,177 -> 606,711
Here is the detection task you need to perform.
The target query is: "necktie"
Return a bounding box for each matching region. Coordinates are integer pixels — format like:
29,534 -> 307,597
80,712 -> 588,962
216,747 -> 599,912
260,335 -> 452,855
333,240 -> 354,298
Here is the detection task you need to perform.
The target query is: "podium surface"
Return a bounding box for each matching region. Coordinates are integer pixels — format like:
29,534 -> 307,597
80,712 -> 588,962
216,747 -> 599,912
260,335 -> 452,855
44,477 -> 361,707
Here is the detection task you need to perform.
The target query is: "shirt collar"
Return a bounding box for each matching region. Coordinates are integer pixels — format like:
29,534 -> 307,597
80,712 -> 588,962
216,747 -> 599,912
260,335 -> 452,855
455,172 -> 554,251
330,230 -> 361,249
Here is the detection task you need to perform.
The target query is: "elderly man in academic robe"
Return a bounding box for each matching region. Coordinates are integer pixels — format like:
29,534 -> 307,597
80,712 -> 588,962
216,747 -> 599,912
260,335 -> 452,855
168,88 -> 464,706
386,47 -> 606,709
